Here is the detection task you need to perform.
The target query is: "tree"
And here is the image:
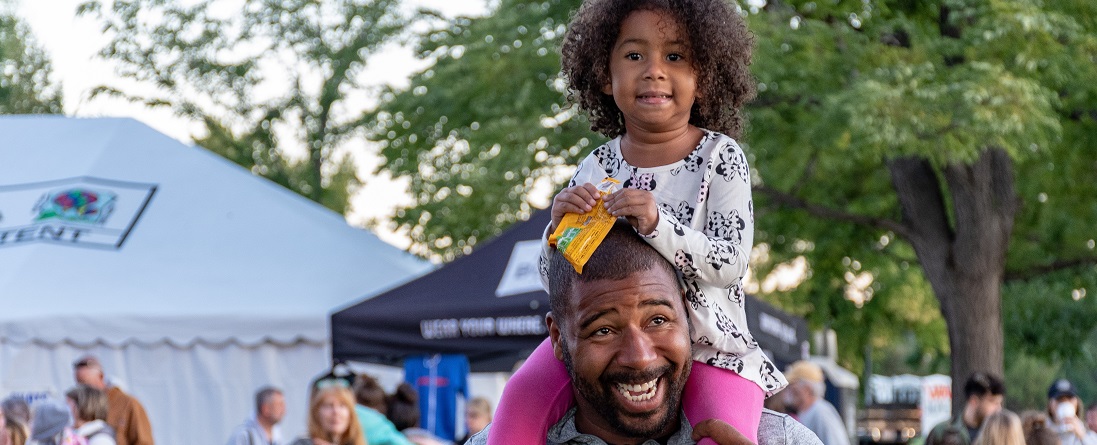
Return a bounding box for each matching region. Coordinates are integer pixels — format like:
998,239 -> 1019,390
368,0 -> 596,259
746,0 -> 1097,411
78,0 -> 408,214
371,0 -> 1097,410
0,7 -> 63,114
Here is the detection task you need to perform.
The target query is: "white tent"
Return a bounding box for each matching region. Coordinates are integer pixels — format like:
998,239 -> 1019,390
0,116 -> 432,444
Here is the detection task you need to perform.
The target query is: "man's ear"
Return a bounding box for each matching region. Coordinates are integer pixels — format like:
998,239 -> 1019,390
546,312 -> 565,361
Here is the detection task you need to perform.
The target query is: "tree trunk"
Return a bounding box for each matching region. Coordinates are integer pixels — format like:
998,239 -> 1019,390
888,148 -> 1018,414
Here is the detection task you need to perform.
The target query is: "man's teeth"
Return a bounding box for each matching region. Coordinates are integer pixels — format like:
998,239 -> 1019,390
616,379 -> 658,402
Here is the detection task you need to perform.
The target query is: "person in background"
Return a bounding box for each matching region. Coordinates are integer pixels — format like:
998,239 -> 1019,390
1044,379 -> 1097,445
458,398 -> 492,444
66,385 -> 117,445
0,398 -> 30,430
782,361 -> 849,445
73,356 -> 154,445
926,372 -> 1005,445
226,386 -> 285,445
386,384 -> 451,445
1020,410 -> 1060,445
1086,404 -> 1097,438
973,410 -> 1025,445
352,375 -> 411,445
2,400 -> 27,445
28,399 -> 82,445
290,386 -> 365,445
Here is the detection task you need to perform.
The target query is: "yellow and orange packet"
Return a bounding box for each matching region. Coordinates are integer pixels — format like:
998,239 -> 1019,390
549,178 -> 621,273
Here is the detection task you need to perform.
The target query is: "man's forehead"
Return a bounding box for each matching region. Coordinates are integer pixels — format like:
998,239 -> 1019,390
569,270 -> 681,310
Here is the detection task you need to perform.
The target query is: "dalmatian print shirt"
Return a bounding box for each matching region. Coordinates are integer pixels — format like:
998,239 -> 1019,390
540,129 -> 787,396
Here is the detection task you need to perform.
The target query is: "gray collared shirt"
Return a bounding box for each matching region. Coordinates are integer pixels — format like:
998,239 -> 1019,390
465,408 -> 822,445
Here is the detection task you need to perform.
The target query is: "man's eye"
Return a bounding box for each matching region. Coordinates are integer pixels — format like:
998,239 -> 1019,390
594,327 -> 612,336
626,52 -> 642,61
652,316 -> 668,325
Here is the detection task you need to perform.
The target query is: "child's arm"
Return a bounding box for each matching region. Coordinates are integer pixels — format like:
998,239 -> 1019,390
608,139 -> 754,288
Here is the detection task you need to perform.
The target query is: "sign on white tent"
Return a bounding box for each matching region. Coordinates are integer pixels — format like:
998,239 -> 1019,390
0,116 -> 431,444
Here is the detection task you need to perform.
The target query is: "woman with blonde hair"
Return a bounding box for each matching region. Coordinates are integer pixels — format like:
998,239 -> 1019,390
291,386 -> 367,445
974,410 -> 1026,445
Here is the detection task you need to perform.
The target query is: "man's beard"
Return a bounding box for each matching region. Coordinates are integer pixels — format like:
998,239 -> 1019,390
560,337 -> 691,439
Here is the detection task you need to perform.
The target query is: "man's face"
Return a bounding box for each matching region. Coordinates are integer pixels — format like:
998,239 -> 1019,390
74,366 -> 104,389
971,393 -> 1004,425
547,267 -> 692,443
260,392 -> 286,424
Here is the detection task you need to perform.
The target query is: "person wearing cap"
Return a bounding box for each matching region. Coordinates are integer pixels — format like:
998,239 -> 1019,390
781,361 -> 849,445
29,399 -> 82,445
73,355 -> 155,445
1045,379 -> 1097,445
925,371 -> 1004,445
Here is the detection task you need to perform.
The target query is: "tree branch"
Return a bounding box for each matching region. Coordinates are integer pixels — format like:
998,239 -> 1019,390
1004,256 -> 1097,282
754,184 -> 911,238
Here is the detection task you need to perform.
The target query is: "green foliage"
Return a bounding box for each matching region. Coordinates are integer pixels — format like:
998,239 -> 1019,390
368,0 -> 596,259
745,0 -> 1097,372
78,0 -> 409,215
0,12 -> 63,114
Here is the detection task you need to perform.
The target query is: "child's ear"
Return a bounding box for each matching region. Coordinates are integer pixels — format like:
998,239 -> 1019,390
602,82 -> 613,95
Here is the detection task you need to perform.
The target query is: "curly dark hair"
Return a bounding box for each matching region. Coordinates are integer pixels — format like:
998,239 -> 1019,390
561,0 -> 756,138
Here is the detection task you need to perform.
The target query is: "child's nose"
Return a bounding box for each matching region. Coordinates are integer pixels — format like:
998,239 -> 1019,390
643,59 -> 668,80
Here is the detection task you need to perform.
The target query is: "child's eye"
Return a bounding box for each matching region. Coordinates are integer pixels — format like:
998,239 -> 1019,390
667,53 -> 684,62
626,52 -> 642,61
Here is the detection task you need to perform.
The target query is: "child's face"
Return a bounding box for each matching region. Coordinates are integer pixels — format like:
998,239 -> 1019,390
602,9 -> 698,135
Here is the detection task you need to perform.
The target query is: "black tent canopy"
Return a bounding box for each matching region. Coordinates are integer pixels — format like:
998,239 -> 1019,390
331,210 -> 809,372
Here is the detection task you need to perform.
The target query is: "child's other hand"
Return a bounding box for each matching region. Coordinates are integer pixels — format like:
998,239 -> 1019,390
692,419 -> 755,445
603,189 -> 658,236
550,183 -> 601,233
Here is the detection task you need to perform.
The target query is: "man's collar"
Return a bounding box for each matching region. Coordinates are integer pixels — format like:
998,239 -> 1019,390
547,407 -> 696,445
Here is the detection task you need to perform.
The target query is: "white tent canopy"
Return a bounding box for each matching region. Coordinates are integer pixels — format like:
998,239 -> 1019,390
0,116 -> 431,444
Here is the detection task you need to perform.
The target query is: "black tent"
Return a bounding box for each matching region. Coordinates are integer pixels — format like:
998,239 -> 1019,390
331,210 -> 809,372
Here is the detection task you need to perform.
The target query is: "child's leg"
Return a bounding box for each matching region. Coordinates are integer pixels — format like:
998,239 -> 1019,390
487,337 -> 573,445
684,361 -> 764,445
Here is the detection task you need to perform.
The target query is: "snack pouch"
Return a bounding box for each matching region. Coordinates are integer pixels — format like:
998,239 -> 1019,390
549,178 -> 621,273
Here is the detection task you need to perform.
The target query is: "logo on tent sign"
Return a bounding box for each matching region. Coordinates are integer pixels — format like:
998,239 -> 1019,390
0,177 -> 157,249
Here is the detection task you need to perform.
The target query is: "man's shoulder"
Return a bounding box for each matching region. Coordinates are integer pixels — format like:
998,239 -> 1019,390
465,425 -> 489,445
926,417 -> 969,441
758,409 -> 824,445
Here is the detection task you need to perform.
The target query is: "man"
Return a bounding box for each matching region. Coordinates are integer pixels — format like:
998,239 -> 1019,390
469,221 -> 821,445
74,355 -> 155,445
780,361 -> 848,445
226,386 -> 286,445
925,372 -> 1004,444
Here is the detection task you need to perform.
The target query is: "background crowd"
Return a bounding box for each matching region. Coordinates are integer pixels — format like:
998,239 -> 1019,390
917,374 -> 1097,445
0,356 -> 494,445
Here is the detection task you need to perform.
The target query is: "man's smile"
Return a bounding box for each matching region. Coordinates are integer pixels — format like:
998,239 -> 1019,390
615,377 -> 659,403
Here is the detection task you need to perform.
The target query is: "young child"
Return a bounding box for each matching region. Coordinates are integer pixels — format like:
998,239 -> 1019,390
489,0 -> 786,444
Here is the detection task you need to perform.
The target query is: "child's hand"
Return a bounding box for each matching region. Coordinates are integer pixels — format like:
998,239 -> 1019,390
603,189 -> 659,236
692,419 -> 755,445
550,183 -> 602,233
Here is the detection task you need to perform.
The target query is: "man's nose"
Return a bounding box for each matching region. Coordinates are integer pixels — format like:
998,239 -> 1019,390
617,327 -> 658,369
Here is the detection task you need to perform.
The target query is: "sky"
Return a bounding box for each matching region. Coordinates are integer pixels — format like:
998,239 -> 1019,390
14,0 -> 490,249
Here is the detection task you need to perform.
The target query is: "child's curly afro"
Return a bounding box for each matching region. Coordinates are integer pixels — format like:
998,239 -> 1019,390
561,0 -> 756,139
